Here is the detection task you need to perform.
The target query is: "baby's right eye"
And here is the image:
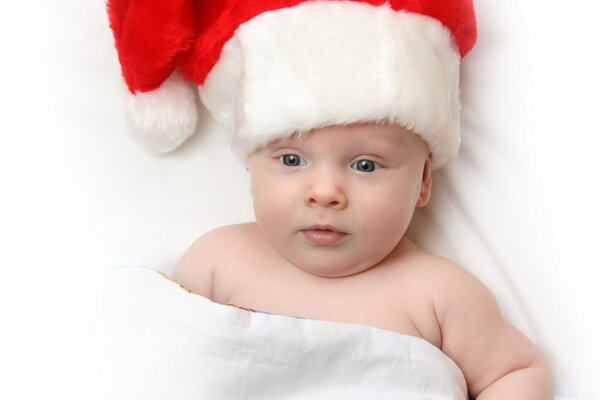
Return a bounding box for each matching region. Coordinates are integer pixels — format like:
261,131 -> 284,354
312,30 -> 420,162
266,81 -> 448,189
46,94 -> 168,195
278,154 -> 306,167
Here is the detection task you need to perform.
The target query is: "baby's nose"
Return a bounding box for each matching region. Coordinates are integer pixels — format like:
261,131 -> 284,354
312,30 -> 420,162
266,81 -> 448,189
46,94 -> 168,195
304,172 -> 348,210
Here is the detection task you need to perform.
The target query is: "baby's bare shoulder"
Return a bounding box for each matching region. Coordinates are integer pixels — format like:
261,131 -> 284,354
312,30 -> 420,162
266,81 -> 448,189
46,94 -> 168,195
190,222 -> 266,251
410,251 -> 496,320
204,222 -> 272,255
396,242 -> 473,294
200,221 -> 256,239
403,247 -> 497,327
170,223 -> 265,298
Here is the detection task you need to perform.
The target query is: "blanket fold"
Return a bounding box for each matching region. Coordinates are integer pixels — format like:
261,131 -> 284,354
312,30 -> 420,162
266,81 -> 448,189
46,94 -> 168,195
86,266 -> 468,399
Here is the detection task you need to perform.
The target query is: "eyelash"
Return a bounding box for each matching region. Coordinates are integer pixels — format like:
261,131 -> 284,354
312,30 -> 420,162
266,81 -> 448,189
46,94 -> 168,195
278,154 -> 307,167
277,154 -> 381,172
351,159 -> 381,172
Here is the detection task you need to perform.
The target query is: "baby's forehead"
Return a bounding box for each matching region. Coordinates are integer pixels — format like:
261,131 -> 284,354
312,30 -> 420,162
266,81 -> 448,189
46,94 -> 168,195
264,123 -> 422,151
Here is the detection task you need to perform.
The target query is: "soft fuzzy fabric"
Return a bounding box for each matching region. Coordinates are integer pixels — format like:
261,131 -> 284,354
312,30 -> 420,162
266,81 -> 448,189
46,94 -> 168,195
201,2 -> 462,168
107,0 -> 196,93
126,70 -> 198,152
107,0 -> 476,168
107,0 -> 476,91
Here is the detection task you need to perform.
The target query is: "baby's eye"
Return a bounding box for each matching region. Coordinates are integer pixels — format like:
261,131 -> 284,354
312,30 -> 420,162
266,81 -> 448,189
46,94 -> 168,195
351,159 -> 381,172
278,154 -> 306,167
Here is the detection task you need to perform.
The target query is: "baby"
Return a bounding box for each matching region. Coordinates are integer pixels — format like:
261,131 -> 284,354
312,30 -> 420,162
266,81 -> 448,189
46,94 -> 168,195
107,0 -> 553,398
171,122 -> 553,399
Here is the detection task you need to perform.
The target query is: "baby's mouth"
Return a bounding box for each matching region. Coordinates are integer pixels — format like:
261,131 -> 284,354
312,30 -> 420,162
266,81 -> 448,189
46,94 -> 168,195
301,225 -> 347,246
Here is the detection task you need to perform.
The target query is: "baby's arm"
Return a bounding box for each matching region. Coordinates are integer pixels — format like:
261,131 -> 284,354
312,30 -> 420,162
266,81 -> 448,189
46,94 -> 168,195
433,262 -> 553,399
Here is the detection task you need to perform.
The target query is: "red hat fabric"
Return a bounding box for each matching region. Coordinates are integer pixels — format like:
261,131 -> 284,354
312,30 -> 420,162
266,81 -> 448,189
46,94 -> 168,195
107,0 -> 476,169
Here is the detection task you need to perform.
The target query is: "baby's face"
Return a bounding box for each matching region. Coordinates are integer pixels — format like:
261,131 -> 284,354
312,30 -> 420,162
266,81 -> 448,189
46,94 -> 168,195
246,123 -> 431,278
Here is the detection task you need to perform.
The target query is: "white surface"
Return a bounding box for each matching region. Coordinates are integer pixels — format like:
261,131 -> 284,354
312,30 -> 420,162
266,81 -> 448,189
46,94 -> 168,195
5,267 -> 467,399
0,1 -> 598,399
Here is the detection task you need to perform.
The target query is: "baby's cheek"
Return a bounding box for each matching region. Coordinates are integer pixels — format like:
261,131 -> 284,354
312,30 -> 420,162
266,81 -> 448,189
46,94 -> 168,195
363,198 -> 412,234
253,193 -> 291,231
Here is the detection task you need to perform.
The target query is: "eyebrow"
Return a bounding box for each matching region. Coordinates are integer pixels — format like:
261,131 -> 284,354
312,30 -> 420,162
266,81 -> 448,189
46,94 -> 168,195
265,139 -> 296,150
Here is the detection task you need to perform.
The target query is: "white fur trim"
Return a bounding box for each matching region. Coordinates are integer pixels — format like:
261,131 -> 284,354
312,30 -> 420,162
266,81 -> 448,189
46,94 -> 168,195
127,70 -> 198,153
199,1 -> 461,169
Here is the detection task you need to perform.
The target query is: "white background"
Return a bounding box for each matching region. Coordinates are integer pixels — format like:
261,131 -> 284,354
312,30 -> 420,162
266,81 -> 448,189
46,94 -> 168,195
0,1 -> 598,399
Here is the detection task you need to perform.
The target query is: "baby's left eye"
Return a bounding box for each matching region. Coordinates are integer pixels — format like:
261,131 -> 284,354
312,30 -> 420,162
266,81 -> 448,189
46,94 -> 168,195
351,159 -> 381,172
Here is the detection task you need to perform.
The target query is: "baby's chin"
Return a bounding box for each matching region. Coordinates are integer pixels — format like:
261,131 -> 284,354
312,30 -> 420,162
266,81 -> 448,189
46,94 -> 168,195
283,250 -> 382,279
296,265 -> 374,279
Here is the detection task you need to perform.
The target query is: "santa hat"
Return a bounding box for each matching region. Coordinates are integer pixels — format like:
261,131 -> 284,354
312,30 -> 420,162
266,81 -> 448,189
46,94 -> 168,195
107,0 -> 476,169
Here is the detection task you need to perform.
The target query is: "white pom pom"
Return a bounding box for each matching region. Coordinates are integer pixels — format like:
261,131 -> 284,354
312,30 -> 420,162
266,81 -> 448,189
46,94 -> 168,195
126,70 -> 199,153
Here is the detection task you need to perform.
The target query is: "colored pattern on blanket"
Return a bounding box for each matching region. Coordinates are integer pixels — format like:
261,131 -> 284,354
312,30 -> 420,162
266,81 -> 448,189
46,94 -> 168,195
160,271 -> 301,318
227,304 -> 285,316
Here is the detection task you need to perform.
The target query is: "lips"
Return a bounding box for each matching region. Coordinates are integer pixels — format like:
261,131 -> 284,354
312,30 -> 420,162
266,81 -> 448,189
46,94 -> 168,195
301,225 -> 347,246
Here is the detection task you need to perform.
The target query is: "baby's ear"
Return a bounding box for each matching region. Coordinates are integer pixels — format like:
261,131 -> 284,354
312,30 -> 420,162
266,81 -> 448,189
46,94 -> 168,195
416,153 -> 432,208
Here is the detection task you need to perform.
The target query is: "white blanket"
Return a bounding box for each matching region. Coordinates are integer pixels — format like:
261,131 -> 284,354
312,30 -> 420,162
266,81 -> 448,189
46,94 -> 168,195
13,266 -> 468,399
2,266 -> 584,399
